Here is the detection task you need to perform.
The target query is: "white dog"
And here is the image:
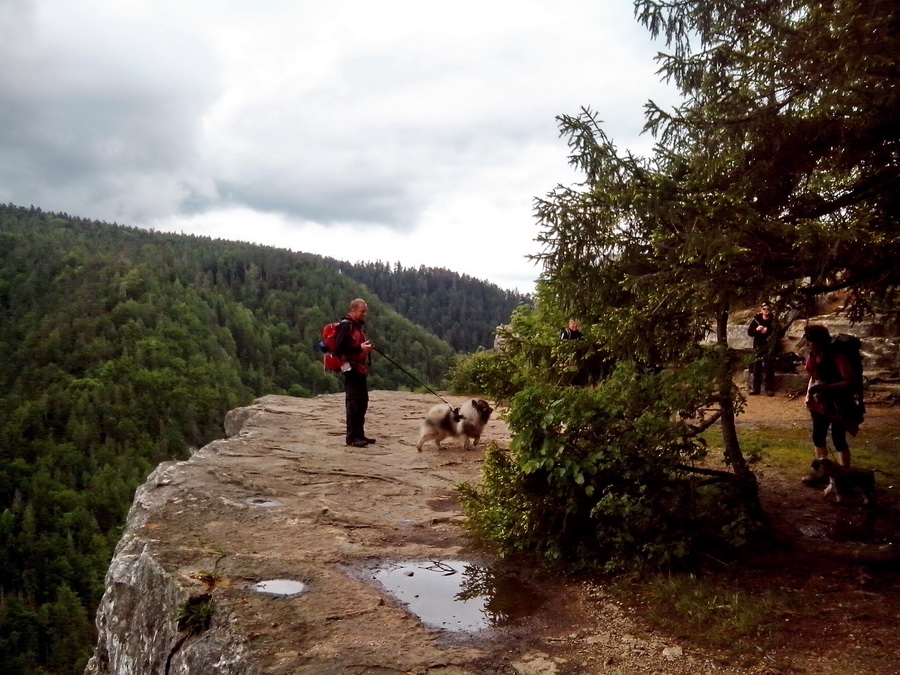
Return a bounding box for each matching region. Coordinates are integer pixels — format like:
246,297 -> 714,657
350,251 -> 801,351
416,399 -> 493,451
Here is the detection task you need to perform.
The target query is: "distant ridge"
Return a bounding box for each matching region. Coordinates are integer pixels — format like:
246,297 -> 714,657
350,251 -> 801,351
321,257 -> 532,352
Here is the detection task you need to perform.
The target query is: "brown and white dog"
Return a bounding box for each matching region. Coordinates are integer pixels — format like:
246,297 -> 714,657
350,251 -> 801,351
811,458 -> 876,505
416,398 -> 493,451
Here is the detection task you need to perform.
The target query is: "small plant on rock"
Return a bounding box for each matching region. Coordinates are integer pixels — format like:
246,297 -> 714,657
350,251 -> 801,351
176,595 -> 215,636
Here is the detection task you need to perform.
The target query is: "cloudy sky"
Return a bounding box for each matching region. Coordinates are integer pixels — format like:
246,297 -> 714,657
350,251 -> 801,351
1,0 -> 678,293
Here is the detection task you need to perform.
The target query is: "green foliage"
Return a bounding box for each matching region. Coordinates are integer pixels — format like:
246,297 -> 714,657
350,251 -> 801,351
41,585 -> 95,673
634,0 -> 900,311
619,574 -> 794,654
460,359 -> 760,572
457,444 -> 536,555
448,303 -> 617,400
447,350 -> 520,401
0,584 -> 94,675
460,0 -> 899,575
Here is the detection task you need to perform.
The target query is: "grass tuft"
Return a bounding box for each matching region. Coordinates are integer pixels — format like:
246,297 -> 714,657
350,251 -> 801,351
612,574 -> 797,655
176,595 -> 215,636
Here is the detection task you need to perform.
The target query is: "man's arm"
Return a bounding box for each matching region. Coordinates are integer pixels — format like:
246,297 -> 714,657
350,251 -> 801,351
334,320 -> 359,358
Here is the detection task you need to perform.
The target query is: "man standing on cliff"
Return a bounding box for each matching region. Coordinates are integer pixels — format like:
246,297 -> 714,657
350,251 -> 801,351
334,298 -> 375,448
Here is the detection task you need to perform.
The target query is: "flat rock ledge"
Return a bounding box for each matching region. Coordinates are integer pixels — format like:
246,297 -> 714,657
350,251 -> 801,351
85,392 -> 500,675
85,392 -> 753,675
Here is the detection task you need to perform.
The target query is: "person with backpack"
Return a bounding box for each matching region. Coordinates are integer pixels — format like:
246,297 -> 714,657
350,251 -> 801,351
334,298 -> 375,448
801,324 -> 863,485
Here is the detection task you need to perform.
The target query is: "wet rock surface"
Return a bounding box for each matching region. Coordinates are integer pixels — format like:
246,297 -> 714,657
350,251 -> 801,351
86,391 -> 899,674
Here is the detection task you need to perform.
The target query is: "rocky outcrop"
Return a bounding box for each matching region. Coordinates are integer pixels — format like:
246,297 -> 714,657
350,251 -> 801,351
710,311 -> 899,396
84,389 -> 900,674
85,392 -> 498,675
85,393 -> 768,675
85,456 -> 257,674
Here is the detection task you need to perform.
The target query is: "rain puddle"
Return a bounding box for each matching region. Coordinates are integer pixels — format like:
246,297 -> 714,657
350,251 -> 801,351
800,511 -> 892,545
243,497 -> 283,508
828,515 -> 883,543
250,579 -> 307,597
364,559 -> 543,633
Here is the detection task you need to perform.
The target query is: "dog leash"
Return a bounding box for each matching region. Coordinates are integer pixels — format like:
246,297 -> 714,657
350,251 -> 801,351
372,346 -> 457,411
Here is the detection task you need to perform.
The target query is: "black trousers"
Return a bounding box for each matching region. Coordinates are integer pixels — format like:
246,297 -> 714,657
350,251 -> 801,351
344,370 -> 369,442
751,353 -> 775,393
811,411 -> 849,452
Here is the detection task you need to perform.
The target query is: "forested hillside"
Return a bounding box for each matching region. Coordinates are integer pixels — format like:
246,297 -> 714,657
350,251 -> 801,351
322,260 -> 531,352
0,204 -> 476,673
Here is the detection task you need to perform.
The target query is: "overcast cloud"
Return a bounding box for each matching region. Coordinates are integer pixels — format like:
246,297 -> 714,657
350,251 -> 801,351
1,0 -> 678,293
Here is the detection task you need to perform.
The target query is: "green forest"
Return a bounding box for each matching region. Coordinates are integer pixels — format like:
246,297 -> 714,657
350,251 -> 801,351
0,204 -> 529,673
320,259 -> 527,353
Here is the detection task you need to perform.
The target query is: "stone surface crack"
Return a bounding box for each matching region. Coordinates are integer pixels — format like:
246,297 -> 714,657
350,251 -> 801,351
288,464 -> 417,487
325,602 -> 383,622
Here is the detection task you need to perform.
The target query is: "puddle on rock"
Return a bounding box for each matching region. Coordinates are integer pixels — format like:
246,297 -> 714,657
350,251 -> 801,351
365,559 -> 543,632
243,497 -> 284,508
250,579 -> 307,597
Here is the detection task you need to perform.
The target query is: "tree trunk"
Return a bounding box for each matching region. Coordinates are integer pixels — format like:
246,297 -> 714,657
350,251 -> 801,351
714,304 -> 764,521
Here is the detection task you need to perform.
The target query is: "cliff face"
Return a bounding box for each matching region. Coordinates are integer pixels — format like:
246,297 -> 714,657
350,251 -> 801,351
85,457 -> 257,674
85,392 -> 493,675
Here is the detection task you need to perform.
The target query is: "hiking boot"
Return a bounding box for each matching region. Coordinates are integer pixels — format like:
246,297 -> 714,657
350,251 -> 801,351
346,438 -> 368,448
363,436 -> 376,444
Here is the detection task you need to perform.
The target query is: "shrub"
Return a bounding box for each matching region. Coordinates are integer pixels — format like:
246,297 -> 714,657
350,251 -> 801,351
459,362 -> 760,572
447,350 -> 521,402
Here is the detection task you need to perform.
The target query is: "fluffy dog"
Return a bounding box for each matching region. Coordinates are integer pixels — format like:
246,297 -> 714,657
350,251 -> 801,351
811,458 -> 876,505
416,398 -> 493,452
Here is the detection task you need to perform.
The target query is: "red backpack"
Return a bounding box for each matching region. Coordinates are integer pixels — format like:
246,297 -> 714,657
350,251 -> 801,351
318,321 -> 346,372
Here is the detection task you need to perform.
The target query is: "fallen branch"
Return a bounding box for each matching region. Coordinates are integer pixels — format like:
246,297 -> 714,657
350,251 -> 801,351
680,410 -> 723,436
674,464 -> 737,480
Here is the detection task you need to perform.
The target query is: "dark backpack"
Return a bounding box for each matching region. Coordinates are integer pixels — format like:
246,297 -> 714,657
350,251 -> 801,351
829,333 -> 866,424
318,320 -> 347,372
830,334 -> 864,393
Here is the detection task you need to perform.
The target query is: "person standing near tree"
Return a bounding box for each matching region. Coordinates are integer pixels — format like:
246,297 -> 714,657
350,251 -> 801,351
334,298 -> 375,448
560,319 -> 583,340
801,324 -> 859,484
746,302 -> 777,395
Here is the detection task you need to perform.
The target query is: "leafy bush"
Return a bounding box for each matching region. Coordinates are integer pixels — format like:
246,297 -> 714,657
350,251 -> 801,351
447,350 -> 521,401
459,361 -> 760,572
447,303 -> 614,400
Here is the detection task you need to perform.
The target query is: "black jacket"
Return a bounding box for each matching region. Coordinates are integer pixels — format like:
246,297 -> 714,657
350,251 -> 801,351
746,313 -> 775,350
